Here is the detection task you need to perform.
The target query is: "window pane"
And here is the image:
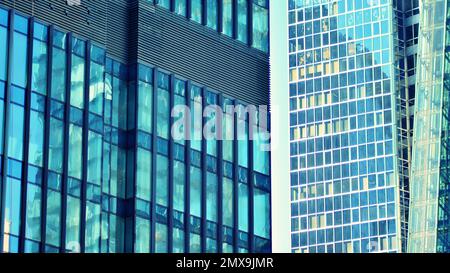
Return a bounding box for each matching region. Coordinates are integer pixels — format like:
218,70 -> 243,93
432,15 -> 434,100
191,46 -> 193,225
68,124 -> 83,179
156,155 -> 168,206
254,188 -> 270,239
238,183 -> 248,232
157,0 -> 170,9
191,0 -> 203,23
0,99 -> 4,155
31,40 -> 47,95
45,189 -> 61,247
8,104 -> 24,161
66,196 -> 81,252
223,0 -> 233,36
71,55 -> 85,109
0,26 -> 7,81
191,85 -> 202,151
173,227 -> 184,253
89,61 -> 104,115
3,178 -> 21,236
135,217 -> 150,253
25,183 -> 41,241
206,172 -> 218,222
12,32 -> 28,88
190,166 -> 201,217
174,0 -> 187,16
223,178 -> 233,227
173,160 -> 185,212
136,148 -> 152,201
85,201 -> 101,253
237,0 -> 248,43
87,131 -> 102,184
155,223 -> 168,253
157,73 -> 170,139
28,110 -> 45,167
252,1 -> 269,52
137,81 -> 153,133
48,118 -> 64,173
207,0 -> 218,30
51,47 -> 66,102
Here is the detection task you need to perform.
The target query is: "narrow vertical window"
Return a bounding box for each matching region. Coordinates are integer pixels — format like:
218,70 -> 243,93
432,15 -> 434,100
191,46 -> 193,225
252,0 -> 269,52
237,0 -> 248,43
222,0 -> 233,36
191,0 -> 203,23
207,0 -> 218,30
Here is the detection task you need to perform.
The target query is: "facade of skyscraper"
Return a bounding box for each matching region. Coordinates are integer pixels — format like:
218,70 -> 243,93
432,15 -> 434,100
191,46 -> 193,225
284,0 -> 420,253
0,0 -> 271,253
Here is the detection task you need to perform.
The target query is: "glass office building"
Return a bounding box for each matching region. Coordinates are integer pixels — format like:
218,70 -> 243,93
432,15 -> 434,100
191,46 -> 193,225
0,0 -> 271,253
408,0 -> 450,253
286,0 -> 414,253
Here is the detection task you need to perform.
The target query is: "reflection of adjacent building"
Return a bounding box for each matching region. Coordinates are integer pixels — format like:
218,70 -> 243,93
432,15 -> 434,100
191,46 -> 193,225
0,0 -> 271,253
285,0 -> 419,253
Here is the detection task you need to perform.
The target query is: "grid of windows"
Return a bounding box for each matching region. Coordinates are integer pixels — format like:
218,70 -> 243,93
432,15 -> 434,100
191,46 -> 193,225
288,0 -> 401,253
0,7 -> 270,253
154,0 -> 269,52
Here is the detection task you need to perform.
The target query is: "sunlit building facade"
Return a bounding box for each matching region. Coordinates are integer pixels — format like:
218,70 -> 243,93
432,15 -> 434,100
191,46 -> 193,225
0,0 -> 271,253
286,0 -> 418,253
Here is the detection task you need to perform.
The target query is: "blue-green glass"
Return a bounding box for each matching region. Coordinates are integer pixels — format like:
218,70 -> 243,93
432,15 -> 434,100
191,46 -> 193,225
135,217 -> 150,253
65,196 -> 80,252
238,183 -> 248,232
138,81 -> 153,133
0,26 -> 8,81
0,100 -> 4,155
31,39 -> 47,95
237,0 -> 248,43
156,155 -> 168,206
28,110 -> 45,167
173,228 -> 184,253
25,183 -> 41,241
68,124 -> 83,179
173,160 -> 185,212
190,166 -> 201,217
157,73 -> 170,139
89,61 -> 104,115
190,233 -> 201,253
157,0 -> 170,9
45,189 -> 61,247
12,32 -> 27,88
254,188 -> 270,239
51,47 -> 66,102
223,178 -> 233,227
3,178 -> 21,236
191,85 -> 202,150
191,0 -> 203,23
174,0 -> 187,16
7,104 -> 24,160
222,0 -> 233,36
136,148 -> 152,201
70,54 -> 85,109
206,172 -> 218,222
87,131 -> 102,184
48,118 -> 64,173
252,1 -> 269,52
85,201 -> 101,253
207,0 -> 218,30
155,223 -> 168,253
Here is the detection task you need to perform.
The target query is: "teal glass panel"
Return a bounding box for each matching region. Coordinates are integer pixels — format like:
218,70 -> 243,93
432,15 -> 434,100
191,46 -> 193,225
31,39 -> 47,95
45,189 -> 61,247
28,110 -> 45,167
136,148 -> 152,201
25,183 -> 41,241
135,217 -> 150,253
70,54 -> 85,109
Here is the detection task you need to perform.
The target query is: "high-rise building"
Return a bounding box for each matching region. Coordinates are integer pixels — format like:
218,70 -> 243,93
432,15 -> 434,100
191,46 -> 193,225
281,0 -> 421,253
408,0 -> 450,253
0,0 -> 271,253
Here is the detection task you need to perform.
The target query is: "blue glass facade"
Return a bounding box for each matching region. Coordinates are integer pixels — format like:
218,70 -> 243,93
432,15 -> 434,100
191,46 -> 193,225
0,3 -> 271,253
287,0 -> 403,253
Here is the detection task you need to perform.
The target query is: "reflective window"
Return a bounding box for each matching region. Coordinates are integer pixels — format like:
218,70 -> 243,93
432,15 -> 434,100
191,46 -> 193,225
173,160 -> 185,212
87,131 -> 102,184
206,172 -> 218,222
25,183 -> 41,241
48,118 -> 64,173
46,189 -> 61,247
65,196 -> 81,252
175,0 -> 187,16
71,54 -> 85,109
223,178 -> 234,227
157,0 -> 170,9
68,124 -> 83,179
238,183 -> 249,232
237,0 -> 248,43
191,0 -> 203,23
138,80 -> 153,133
135,217 -> 150,253
156,155 -> 168,206
190,166 -> 202,218
254,188 -> 270,239
222,0 -> 233,36
156,72 -> 170,139
0,25 -> 7,81
136,148 -> 152,201
28,110 -> 45,167
252,0 -> 269,52
89,48 -> 105,115
51,44 -> 67,102
8,104 -> 24,161
32,24 -> 48,95
85,201 -> 101,253
207,0 -> 218,30
12,31 -> 28,88
155,223 -> 168,253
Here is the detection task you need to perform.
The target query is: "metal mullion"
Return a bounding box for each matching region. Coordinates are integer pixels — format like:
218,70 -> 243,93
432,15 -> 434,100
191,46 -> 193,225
184,80 -> 192,253
150,67 -> 158,253
79,40 -> 91,253
187,0 -> 192,20
168,74 -> 175,253
200,87 -> 207,252
18,17 -> 34,253
202,0 -> 207,26
40,24 -> 54,253
247,0 -> 253,47
232,100 -> 239,253
0,9 -> 14,251
248,111 -> 255,253
232,0 -> 238,39
217,94 -> 224,253
60,32 -> 73,253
